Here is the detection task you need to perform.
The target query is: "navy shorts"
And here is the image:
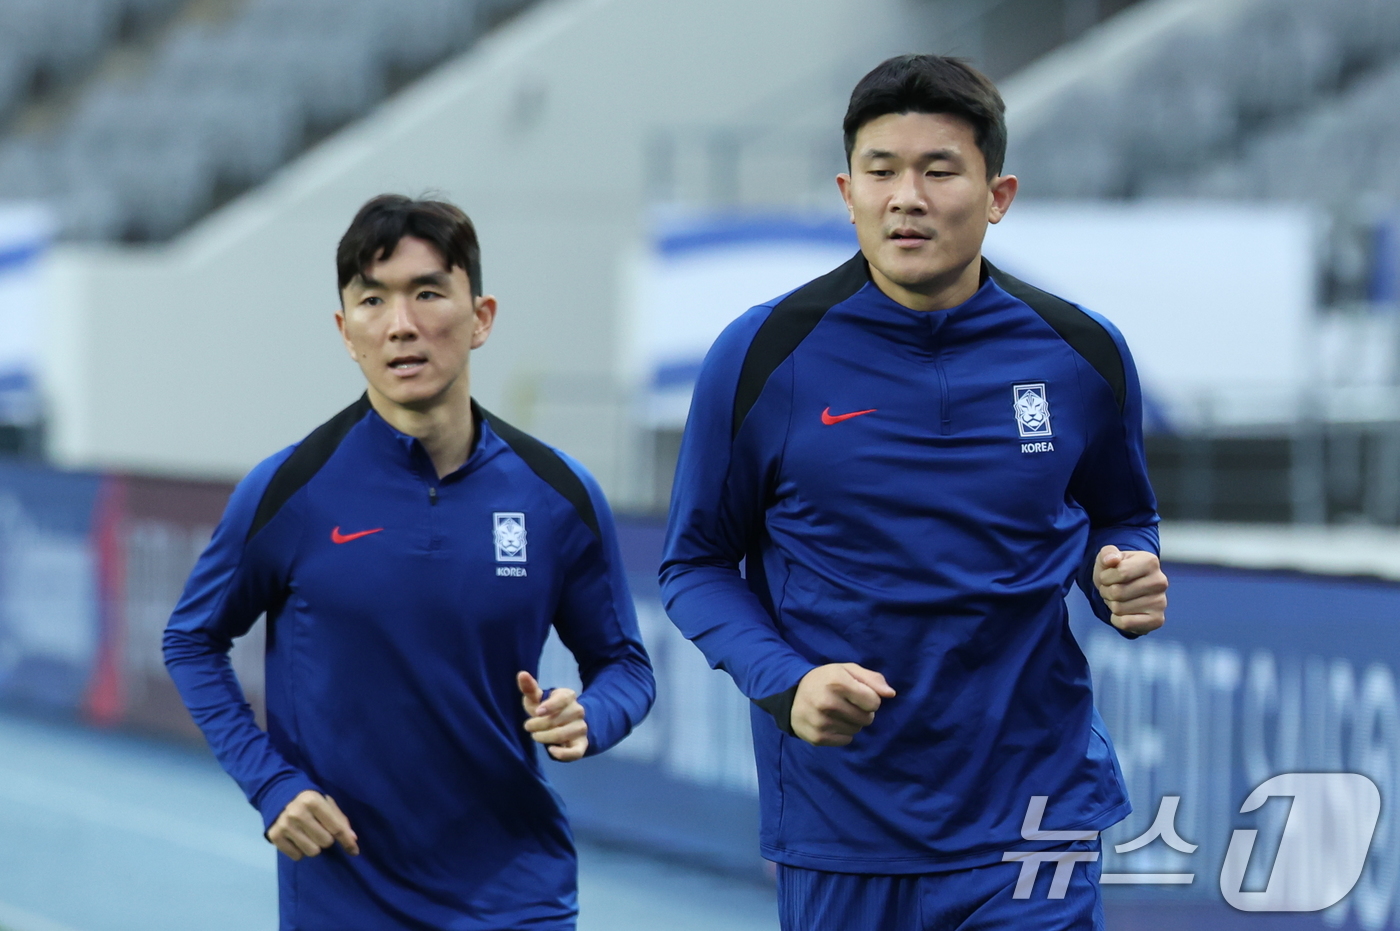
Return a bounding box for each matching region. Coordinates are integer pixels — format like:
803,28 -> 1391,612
776,841 -> 1103,931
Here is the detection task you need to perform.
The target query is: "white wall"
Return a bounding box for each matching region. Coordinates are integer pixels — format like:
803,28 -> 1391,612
984,201 -> 1316,428
40,0 -> 915,497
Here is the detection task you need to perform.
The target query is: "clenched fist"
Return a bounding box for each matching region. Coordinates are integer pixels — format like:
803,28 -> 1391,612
268,790 -> 359,861
791,663 -> 896,747
1093,545 -> 1168,635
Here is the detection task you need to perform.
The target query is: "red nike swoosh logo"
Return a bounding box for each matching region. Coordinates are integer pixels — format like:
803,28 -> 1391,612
331,526 -> 383,544
821,407 -> 877,425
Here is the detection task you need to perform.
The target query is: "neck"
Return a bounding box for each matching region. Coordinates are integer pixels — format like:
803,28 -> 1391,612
869,254 -> 983,312
366,377 -> 475,478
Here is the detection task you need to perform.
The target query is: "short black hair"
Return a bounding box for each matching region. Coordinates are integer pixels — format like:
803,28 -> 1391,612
336,194 -> 483,298
843,54 -> 1007,178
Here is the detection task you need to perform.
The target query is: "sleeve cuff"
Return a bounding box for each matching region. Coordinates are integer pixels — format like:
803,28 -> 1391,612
750,662 -> 817,736
578,694 -> 621,758
255,773 -> 323,834
753,684 -> 800,736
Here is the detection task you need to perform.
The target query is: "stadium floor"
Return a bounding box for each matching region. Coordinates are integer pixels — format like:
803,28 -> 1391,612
0,712 -> 777,931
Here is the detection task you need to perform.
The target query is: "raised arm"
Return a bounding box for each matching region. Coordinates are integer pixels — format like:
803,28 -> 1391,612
1067,311 -> 1166,637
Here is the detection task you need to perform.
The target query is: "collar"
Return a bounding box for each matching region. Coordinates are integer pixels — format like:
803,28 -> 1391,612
365,400 -> 497,482
847,256 -> 1004,344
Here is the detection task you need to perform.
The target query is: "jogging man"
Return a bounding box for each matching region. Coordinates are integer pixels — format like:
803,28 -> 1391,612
165,195 -> 655,930
661,55 -> 1166,929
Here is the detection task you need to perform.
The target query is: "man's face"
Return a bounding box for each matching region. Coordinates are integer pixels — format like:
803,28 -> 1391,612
335,236 -> 495,410
837,111 -> 1016,306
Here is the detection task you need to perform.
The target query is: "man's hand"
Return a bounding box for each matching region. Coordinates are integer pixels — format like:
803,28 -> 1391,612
791,663 -> 896,747
1093,545 -> 1168,635
267,790 -> 359,861
518,671 -> 589,762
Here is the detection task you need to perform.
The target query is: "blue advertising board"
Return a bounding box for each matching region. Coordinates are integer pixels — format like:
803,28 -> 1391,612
547,525 -> 1400,928
1,450 -> 1395,925
1076,565 -> 1400,929
0,461 -> 103,713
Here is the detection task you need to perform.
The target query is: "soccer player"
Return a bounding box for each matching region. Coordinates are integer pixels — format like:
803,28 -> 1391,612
660,55 -> 1167,930
164,195 -> 655,930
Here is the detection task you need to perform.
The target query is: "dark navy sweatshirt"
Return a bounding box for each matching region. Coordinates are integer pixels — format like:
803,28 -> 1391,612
661,255 -> 1156,873
165,397 -> 654,930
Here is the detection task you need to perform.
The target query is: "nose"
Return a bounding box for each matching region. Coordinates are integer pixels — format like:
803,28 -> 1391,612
387,294 -> 419,341
889,168 -> 928,215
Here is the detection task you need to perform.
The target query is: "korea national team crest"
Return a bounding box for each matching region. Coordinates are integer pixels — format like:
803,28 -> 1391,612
493,512 -> 528,563
1012,383 -> 1053,438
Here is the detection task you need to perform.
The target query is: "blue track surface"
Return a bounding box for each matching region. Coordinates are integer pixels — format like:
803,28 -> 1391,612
0,713 -> 777,931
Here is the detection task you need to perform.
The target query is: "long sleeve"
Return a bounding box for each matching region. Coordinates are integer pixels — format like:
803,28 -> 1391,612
552,454 -> 655,755
1067,309 -> 1161,633
162,447 -> 321,831
659,308 -> 818,713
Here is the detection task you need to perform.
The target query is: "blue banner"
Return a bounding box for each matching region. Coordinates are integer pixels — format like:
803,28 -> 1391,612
548,524 -> 1400,927
1074,565 -> 1400,929
1,456 -> 1394,925
0,461 -> 103,712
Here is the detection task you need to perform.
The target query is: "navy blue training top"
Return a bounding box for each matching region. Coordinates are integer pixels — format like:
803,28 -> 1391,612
165,397 -> 655,931
660,255 -> 1157,874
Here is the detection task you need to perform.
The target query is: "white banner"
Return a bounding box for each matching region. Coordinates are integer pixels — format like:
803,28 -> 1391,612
626,213 -> 857,429
0,205 -> 54,426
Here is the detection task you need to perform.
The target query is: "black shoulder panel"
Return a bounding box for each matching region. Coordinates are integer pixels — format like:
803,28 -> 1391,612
247,394 -> 373,542
732,252 -> 870,439
985,260 -> 1126,412
478,403 -> 600,540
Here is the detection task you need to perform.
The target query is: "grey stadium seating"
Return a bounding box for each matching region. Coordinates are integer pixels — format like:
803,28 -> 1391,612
1009,0 -> 1400,205
0,0 -> 535,241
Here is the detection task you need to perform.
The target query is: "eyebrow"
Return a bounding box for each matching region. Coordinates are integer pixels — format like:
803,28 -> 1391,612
354,271 -> 451,291
863,148 -> 961,162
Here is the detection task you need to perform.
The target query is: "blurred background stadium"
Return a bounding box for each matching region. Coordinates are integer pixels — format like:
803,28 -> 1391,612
1,0 -> 1400,928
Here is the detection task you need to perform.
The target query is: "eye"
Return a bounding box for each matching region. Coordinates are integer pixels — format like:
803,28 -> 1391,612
927,170 -> 954,178
868,169 -> 894,178
361,295 -> 383,307
417,290 -> 443,301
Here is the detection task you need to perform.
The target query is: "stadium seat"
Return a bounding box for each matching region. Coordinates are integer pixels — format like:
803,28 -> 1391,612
0,0 -> 519,241
1018,0 -> 1400,207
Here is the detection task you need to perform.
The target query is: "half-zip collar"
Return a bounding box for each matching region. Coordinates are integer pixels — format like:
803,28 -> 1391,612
836,258 -> 1010,436
364,400 -> 504,485
834,258 -> 1007,358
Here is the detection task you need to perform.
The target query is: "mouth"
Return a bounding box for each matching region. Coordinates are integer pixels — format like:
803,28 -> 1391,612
888,228 -> 933,247
387,355 -> 428,376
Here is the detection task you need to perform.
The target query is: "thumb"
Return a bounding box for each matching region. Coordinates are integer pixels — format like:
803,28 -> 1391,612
322,796 -> 360,856
1097,544 -> 1122,568
846,664 -> 896,699
517,671 -> 544,705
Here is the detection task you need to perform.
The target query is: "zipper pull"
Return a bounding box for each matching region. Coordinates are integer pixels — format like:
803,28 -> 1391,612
428,486 -> 438,506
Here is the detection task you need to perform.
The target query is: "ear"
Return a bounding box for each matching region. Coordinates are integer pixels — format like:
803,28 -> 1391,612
836,172 -> 855,223
987,174 -> 1018,225
471,294 -> 498,350
334,306 -> 359,361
